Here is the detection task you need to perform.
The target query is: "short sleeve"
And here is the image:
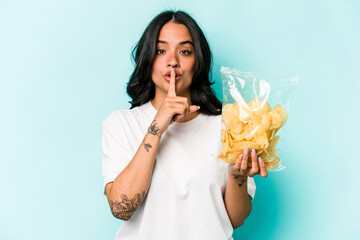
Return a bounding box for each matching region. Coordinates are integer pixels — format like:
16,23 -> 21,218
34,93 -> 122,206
247,177 -> 256,200
102,116 -> 133,195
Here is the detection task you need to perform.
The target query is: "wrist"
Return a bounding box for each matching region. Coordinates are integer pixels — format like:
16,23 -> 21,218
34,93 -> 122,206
148,120 -> 162,138
228,170 -> 248,181
230,174 -> 247,181
228,173 -> 248,191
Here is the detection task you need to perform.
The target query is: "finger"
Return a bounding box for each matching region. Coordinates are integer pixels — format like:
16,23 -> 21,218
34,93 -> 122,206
172,106 -> 190,121
173,114 -> 184,121
250,149 -> 259,174
171,102 -> 191,121
188,105 -> 200,114
240,148 -> 249,173
167,66 -> 176,97
182,105 -> 199,120
258,157 -> 268,178
164,102 -> 184,112
234,154 -> 243,170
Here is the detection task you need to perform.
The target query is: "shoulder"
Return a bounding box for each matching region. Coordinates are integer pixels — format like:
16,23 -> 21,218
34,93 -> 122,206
103,108 -> 131,128
103,102 -> 154,129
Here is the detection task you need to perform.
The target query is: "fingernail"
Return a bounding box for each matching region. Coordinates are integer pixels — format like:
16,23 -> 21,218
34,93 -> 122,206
252,149 -> 255,153
240,154 -> 243,159
170,65 -> 173,69
197,106 -> 200,110
258,157 -> 263,164
246,148 -> 249,151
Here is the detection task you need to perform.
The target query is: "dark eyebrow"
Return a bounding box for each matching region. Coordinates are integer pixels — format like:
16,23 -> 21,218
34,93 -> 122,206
180,40 -> 194,46
157,40 -> 194,46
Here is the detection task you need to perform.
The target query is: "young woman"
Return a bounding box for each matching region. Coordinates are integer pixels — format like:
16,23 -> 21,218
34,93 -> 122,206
102,10 -> 268,240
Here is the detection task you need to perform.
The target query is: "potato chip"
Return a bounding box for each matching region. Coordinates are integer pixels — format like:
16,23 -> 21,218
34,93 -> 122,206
261,114 -> 271,130
248,98 -> 271,116
265,157 -> 280,169
238,103 -> 251,122
222,103 -> 244,133
268,135 -> 280,158
273,105 -> 288,127
268,110 -> 281,130
218,98 -> 288,170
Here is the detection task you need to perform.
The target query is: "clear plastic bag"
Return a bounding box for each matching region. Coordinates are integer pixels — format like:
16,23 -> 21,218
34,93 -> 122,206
218,66 -> 298,171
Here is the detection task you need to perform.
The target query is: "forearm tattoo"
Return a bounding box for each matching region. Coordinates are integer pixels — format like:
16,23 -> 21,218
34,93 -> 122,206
232,174 -> 246,188
238,179 -> 246,188
148,120 -> 161,138
110,191 -> 146,220
143,140 -> 152,152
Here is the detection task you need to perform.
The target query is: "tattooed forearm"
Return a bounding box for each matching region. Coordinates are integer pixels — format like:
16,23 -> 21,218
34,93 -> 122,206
148,120 -> 161,138
110,191 -> 146,220
143,140 -> 152,152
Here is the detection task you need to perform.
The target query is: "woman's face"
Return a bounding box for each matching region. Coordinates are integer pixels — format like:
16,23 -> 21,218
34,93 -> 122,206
151,21 -> 195,98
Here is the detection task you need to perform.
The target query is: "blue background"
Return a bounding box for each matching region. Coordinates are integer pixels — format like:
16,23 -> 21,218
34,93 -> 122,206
1,0 -> 359,239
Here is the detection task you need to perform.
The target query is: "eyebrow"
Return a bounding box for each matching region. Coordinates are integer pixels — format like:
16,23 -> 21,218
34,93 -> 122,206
157,40 -> 194,46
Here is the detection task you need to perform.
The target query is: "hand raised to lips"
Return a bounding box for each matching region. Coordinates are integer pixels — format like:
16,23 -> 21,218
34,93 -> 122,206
151,66 -> 200,136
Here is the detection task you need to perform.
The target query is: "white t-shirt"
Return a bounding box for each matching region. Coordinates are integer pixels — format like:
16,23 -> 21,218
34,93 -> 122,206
102,101 -> 256,240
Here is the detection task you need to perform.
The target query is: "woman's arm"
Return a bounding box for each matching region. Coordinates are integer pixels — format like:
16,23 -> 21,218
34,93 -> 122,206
105,119 -> 162,221
224,148 -> 268,229
105,68 -> 199,221
224,174 -> 252,229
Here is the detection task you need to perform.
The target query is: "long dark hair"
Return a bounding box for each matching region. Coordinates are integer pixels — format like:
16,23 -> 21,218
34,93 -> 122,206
127,10 -> 221,115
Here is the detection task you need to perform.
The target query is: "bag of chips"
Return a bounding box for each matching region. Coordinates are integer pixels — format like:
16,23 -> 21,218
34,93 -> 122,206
218,66 -> 298,171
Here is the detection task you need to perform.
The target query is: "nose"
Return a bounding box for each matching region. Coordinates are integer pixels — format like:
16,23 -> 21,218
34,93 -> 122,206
168,63 -> 178,68
167,51 -> 180,68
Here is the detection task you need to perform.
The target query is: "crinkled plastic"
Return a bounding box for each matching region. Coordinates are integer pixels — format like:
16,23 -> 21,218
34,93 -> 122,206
218,66 -> 298,171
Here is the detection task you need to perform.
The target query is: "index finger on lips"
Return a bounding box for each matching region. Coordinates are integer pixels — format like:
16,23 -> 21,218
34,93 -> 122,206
167,66 -> 176,97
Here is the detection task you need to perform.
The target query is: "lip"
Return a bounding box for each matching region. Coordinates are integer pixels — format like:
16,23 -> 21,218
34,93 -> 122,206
164,74 -> 182,81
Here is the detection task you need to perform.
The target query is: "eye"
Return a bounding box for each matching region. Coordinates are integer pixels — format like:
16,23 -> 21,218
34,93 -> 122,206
180,50 -> 192,55
156,49 -> 165,55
